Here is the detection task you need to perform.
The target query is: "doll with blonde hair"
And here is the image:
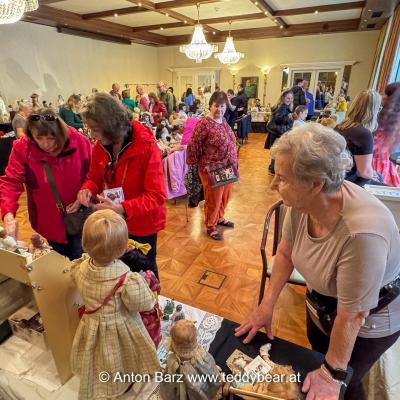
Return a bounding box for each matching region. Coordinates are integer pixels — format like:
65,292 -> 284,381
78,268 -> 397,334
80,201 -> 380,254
70,209 -> 160,400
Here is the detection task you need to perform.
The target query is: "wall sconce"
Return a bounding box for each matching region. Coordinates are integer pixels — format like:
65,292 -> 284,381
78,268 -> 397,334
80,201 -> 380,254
229,68 -> 239,89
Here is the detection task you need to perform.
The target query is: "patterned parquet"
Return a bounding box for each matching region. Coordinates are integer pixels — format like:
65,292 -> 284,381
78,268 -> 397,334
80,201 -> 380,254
14,133 -> 308,348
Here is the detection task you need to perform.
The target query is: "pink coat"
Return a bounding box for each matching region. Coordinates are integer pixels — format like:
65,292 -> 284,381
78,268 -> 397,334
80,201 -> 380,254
163,149 -> 188,199
0,128 -> 92,243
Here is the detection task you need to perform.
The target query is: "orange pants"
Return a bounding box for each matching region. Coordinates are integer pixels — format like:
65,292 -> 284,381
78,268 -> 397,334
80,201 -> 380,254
199,170 -> 233,229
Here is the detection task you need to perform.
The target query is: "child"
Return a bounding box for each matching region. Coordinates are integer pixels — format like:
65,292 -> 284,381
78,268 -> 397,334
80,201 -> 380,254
70,210 -> 160,400
292,105 -> 308,128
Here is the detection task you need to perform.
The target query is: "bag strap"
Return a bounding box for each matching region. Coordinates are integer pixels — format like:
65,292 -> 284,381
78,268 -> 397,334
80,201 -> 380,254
42,161 -> 65,215
83,272 -> 128,316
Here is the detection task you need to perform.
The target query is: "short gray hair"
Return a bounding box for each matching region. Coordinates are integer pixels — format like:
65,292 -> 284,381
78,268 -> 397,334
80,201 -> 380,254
271,123 -> 353,192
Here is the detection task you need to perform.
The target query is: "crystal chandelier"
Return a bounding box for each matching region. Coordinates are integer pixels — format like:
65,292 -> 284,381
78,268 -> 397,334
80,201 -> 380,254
179,4 -> 217,63
25,0 -> 38,12
0,0 -> 25,24
215,21 -> 244,65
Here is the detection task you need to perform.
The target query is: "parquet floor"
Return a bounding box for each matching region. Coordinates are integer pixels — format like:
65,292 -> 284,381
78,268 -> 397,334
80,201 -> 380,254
14,133 -> 309,348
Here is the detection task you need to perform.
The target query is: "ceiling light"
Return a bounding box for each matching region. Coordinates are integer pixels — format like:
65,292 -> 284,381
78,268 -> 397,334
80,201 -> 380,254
0,0 -> 26,24
215,21 -> 244,65
280,25 -> 284,29
165,12 -> 169,17
213,31 -> 216,35
160,26 -> 163,30
274,19 -> 277,22
179,4 -> 218,63
264,11 -> 268,16
314,10 -> 319,14
254,1 -> 258,4
114,13 -> 118,17
184,20 -> 187,23
138,2 -> 142,5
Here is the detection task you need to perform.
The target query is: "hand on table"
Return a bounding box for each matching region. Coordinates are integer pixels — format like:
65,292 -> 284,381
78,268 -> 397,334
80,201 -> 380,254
3,212 -> 18,239
94,195 -> 125,215
234,302 -> 274,343
302,368 -> 341,400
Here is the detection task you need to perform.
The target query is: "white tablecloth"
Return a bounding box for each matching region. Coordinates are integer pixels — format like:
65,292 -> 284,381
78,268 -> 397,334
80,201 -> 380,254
0,297 -> 222,400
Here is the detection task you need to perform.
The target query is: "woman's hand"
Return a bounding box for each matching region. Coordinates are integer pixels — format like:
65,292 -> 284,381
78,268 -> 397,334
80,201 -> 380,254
77,189 -> 92,207
234,302 -> 274,343
3,213 -> 18,238
95,195 -> 125,215
302,368 -> 341,400
65,199 -> 81,214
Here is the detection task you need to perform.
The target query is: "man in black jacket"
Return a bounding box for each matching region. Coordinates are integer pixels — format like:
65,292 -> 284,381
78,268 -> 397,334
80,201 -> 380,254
291,78 -> 306,109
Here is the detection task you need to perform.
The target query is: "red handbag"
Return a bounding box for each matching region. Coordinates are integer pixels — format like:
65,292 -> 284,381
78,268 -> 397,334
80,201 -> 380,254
78,272 -> 128,319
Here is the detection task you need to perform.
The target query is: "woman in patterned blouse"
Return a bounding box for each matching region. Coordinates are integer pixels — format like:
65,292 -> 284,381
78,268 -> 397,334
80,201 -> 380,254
187,91 -> 238,240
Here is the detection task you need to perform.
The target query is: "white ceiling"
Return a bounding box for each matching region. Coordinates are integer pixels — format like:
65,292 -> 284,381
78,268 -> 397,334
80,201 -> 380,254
50,0 -> 134,14
103,12 -> 177,26
149,26 -> 200,36
284,8 -> 362,24
209,18 -> 276,31
269,0 -> 362,10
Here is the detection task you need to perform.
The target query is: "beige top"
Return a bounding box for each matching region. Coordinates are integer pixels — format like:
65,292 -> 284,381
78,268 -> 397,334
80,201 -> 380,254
282,181 -> 400,338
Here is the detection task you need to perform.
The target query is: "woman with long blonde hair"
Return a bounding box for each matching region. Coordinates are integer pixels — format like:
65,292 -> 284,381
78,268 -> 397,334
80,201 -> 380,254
336,89 -> 381,186
59,94 -> 83,129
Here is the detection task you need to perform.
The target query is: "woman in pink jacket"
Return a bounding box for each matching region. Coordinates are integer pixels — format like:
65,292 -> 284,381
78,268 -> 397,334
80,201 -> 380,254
0,109 -> 92,259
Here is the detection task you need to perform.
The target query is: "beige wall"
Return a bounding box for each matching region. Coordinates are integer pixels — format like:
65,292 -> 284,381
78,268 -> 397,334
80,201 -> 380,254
0,22 -> 159,106
157,30 -> 380,104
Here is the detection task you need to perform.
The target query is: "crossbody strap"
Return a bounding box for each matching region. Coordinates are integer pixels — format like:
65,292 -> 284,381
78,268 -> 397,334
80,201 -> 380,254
42,161 -> 65,215
83,272 -> 128,316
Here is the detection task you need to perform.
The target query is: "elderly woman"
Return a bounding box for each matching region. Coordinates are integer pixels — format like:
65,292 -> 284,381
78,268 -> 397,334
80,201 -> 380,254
187,91 -> 238,240
59,94 -> 83,130
148,92 -> 167,127
236,124 -> 400,400
12,100 -> 32,138
75,93 -> 166,277
0,108 -> 92,259
336,89 -> 381,186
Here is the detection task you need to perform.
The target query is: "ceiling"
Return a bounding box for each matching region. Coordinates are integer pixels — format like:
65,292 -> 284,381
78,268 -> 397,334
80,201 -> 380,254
22,0 -> 398,46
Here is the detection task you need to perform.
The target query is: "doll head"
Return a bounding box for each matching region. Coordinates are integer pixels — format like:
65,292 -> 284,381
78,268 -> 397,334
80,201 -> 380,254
82,210 -> 128,265
169,319 -> 202,361
31,234 -> 44,248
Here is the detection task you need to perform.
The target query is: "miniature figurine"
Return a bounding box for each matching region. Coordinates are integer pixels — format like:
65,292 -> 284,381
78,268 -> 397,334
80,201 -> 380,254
159,319 -> 221,400
29,234 -> 52,260
171,304 -> 185,324
162,299 -> 175,320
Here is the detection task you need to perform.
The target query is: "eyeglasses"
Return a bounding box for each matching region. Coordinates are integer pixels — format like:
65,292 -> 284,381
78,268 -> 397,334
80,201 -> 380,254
29,114 -> 56,122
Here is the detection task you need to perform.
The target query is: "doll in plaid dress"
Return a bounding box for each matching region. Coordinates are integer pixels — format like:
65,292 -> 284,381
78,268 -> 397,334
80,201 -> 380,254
70,210 -> 160,400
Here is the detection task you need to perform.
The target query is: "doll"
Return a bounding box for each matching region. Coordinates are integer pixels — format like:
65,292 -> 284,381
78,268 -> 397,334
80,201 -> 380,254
162,299 -> 175,320
159,320 -> 221,400
0,228 -> 17,250
29,234 -> 52,260
171,304 -> 185,324
140,112 -> 153,130
70,210 -> 160,400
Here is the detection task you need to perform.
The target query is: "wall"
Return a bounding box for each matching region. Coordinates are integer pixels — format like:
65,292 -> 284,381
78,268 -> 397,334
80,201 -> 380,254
0,22 -> 159,106
157,30 -> 380,104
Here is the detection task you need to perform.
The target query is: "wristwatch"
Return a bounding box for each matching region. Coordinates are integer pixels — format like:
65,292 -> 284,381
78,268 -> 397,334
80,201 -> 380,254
323,359 -> 348,382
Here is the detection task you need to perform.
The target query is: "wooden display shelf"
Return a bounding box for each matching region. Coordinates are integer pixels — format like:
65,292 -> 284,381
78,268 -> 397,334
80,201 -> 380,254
0,249 -> 81,384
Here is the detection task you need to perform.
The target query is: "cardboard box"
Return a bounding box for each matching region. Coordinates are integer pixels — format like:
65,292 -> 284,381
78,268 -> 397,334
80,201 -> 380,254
8,302 -> 48,350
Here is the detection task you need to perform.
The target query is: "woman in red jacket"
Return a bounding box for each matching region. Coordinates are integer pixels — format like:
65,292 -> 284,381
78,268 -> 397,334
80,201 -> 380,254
75,93 -> 166,276
148,92 -> 167,126
0,109 -> 92,259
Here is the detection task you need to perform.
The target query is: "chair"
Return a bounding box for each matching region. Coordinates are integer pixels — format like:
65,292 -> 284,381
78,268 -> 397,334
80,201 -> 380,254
259,200 -> 305,305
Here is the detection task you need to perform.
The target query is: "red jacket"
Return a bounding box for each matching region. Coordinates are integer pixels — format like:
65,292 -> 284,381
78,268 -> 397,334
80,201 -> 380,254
150,101 -> 167,126
81,120 -> 166,236
0,128 -> 92,243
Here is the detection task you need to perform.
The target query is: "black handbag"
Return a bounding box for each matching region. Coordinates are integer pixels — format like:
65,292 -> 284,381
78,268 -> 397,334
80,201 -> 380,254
306,274 -> 400,336
205,161 -> 239,188
42,161 -> 92,236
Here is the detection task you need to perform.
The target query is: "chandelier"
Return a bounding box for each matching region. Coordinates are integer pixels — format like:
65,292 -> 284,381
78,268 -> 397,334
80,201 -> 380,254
179,3 -> 217,63
215,21 -> 244,65
0,0 -> 38,25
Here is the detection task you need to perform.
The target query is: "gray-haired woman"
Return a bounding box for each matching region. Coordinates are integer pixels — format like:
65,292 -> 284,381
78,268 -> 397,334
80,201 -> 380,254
236,123 -> 400,400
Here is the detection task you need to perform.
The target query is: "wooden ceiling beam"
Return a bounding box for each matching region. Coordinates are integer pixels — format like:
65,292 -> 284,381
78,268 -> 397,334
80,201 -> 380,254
132,12 -> 266,32
27,5 -> 168,45
274,1 -> 366,17
39,0 -> 65,4
252,0 -> 287,28
166,18 -> 361,45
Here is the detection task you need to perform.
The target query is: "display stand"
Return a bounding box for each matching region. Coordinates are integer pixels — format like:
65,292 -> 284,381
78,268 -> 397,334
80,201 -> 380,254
0,249 -> 81,384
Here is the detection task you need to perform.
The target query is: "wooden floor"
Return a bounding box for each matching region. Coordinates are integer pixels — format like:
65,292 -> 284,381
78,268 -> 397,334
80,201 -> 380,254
15,133 -> 309,348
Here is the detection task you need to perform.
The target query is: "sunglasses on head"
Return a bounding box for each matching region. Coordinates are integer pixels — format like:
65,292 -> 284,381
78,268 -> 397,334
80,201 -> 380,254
29,114 -> 56,122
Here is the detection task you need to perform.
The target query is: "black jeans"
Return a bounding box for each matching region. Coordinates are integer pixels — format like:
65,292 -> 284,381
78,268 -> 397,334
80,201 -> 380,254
129,233 -> 159,280
306,311 -> 400,400
48,232 -> 83,260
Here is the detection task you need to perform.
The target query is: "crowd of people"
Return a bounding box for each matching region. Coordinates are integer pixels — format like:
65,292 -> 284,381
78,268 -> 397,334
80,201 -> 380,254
0,77 -> 399,400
